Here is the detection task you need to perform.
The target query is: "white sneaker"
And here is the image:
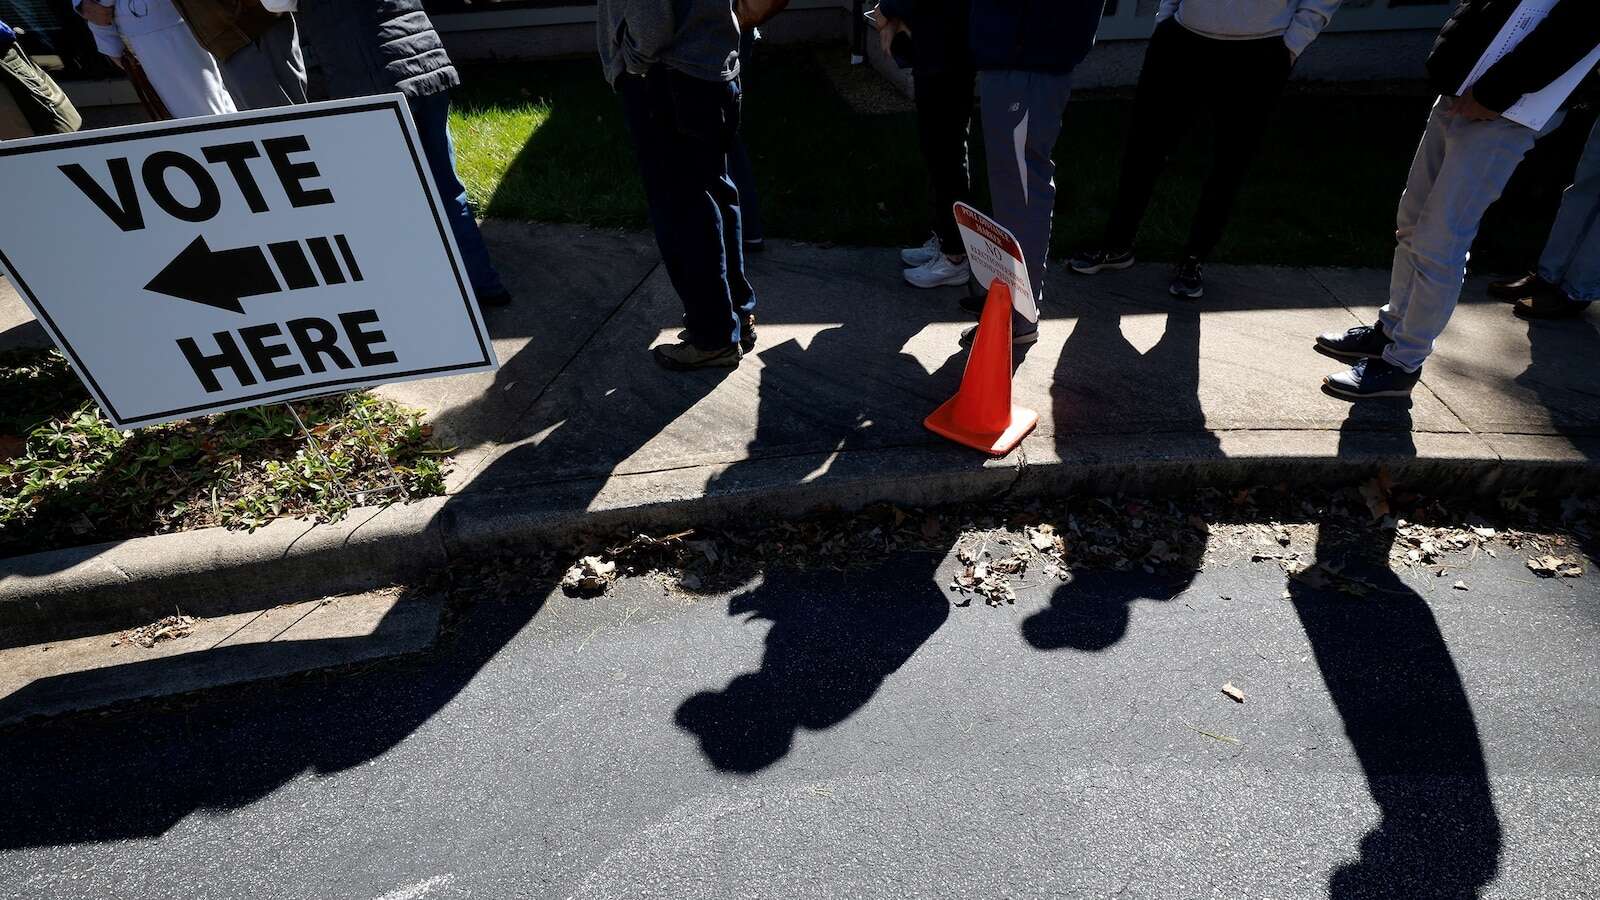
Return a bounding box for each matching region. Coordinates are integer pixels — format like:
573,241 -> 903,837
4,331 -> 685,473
900,235 -> 942,268
905,254 -> 972,289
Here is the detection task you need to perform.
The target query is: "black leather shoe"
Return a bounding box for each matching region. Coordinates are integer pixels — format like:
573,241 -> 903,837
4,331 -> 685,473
1488,272 -> 1554,302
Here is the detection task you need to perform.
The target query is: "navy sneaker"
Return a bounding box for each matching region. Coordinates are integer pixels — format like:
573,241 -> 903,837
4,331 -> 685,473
1068,247 -> 1135,275
1315,322 -> 1390,360
1323,357 -> 1420,400
1169,256 -> 1204,299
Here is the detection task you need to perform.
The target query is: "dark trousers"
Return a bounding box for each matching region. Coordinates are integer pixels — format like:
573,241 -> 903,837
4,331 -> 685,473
728,28 -> 764,242
620,67 -> 756,351
1104,19 -> 1293,259
914,66 -> 976,251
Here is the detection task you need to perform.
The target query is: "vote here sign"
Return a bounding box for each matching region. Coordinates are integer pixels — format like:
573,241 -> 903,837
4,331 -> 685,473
0,96 -> 498,429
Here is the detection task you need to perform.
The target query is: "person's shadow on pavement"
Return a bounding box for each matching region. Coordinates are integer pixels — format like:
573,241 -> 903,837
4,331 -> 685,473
672,309 -> 976,774
1287,402 -> 1501,898
674,554 -> 950,774
1020,295 -> 1218,651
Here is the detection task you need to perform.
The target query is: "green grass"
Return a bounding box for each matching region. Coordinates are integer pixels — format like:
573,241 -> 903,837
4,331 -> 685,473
451,45 -> 1594,270
0,349 -> 447,557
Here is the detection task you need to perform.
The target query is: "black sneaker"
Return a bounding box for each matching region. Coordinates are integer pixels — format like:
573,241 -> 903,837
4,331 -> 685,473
1068,248 -> 1135,275
1323,357 -> 1420,400
744,238 -> 766,254
1315,322 -> 1389,360
1169,256 -> 1204,299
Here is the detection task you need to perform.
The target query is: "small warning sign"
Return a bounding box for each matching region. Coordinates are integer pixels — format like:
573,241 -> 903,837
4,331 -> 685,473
0,96 -> 497,429
954,202 -> 1038,325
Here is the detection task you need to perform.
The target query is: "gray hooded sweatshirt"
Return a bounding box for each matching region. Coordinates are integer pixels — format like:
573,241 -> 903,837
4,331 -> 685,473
597,0 -> 742,85
1155,0 -> 1343,59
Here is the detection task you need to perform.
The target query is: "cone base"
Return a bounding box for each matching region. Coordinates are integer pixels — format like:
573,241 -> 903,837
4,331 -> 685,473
923,398 -> 1038,456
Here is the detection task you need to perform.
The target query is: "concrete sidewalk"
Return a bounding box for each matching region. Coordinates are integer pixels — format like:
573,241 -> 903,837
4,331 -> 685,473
382,221 -> 1599,509
2,220 -> 1598,623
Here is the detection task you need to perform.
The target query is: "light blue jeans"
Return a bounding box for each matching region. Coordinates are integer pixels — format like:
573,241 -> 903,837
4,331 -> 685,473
1379,98 -> 1564,373
1537,115 -> 1600,302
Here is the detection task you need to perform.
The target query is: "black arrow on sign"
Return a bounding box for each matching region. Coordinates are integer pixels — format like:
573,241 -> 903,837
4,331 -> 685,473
145,235 -> 281,314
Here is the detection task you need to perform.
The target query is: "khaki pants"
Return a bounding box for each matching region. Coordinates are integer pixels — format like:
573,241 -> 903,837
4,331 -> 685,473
0,44 -> 81,139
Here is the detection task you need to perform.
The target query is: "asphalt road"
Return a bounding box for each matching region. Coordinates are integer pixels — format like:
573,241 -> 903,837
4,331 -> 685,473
2,538 -> 1598,899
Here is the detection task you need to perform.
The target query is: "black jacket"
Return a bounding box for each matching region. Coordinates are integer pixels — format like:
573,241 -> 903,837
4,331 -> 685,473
299,0 -> 460,99
968,0 -> 1105,74
1427,0 -> 1600,113
878,0 -> 972,76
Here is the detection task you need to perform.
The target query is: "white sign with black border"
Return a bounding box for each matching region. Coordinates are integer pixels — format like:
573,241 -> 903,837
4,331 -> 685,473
0,95 -> 498,429
954,201 -> 1039,325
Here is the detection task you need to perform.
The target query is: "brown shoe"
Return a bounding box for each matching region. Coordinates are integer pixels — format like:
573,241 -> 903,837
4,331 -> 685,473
1488,272 -> 1555,302
676,314 -> 757,353
653,339 -> 742,371
1514,293 -> 1591,320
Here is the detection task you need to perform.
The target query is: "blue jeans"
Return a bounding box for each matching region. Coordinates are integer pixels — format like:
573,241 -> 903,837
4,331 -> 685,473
1379,98 -> 1562,372
619,67 -> 756,350
1537,116 -> 1600,302
408,91 -> 506,298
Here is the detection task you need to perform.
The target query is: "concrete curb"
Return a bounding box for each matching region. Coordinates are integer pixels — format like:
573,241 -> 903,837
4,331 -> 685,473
4,436 -> 1599,632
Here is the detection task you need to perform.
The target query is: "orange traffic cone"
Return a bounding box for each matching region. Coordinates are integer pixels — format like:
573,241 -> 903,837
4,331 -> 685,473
924,279 -> 1037,455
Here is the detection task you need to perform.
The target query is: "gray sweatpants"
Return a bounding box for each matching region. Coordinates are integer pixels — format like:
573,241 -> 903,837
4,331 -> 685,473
220,16 -> 308,110
978,69 -> 1073,311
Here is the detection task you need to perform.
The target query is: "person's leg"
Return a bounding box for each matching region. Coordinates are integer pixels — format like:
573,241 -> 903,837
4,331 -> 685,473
1186,35 -> 1292,259
128,23 -> 236,118
726,30 -> 763,245
979,68 -> 1072,307
718,79 -> 757,332
619,69 -> 746,352
1380,110 -> 1552,372
407,90 -> 508,301
219,16 -> 309,110
1103,19 -> 1196,251
1376,99 -> 1452,340
915,66 -> 975,253
1537,116 -> 1600,301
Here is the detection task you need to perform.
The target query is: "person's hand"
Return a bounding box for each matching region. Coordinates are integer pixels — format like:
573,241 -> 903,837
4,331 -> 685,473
869,7 -> 908,58
79,0 -> 115,27
101,51 -> 125,70
1450,90 -> 1500,122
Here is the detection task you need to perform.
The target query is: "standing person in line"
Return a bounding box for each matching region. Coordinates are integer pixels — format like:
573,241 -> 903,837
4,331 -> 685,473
1315,0 -> 1600,400
172,0 -> 307,110
960,0 -> 1106,347
870,0 -> 975,291
1069,0 -> 1342,299
728,26 -> 766,254
296,0 -> 512,307
1488,88 -> 1600,320
75,0 -> 236,118
597,0 -> 759,370
0,19 -> 82,139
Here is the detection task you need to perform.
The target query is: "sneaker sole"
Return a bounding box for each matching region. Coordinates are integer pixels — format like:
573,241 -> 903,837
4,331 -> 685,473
1321,378 -> 1414,400
1069,258 -> 1136,275
653,349 -> 742,371
1169,285 -> 1205,299
905,272 -> 972,289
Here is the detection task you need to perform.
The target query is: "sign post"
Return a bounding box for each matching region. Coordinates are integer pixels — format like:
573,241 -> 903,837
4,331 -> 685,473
0,95 -> 498,430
